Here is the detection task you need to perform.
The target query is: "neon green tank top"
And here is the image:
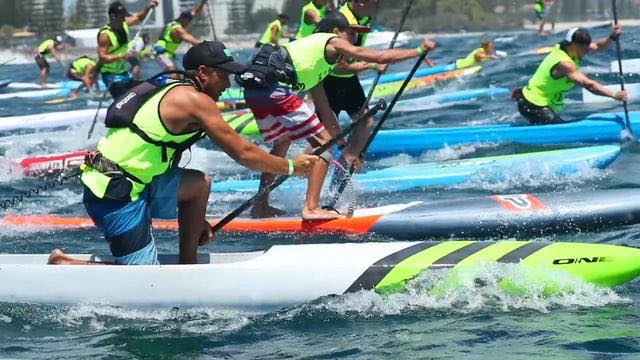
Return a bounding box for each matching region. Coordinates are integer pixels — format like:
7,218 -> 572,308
455,48 -> 485,69
98,22 -> 130,74
330,3 -> 371,78
535,0 -> 544,13
37,39 -> 54,58
259,19 -> 283,45
284,33 -> 338,91
522,44 -> 579,111
154,21 -> 183,56
295,1 -> 327,40
70,56 -> 96,75
81,82 -> 201,201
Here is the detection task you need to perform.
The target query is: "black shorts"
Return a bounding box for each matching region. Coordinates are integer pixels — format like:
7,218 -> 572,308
35,56 -> 49,71
513,88 -> 564,125
323,75 -> 367,117
127,56 -> 140,68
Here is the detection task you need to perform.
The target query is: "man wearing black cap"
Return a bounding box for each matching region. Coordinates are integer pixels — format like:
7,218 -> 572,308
154,0 -> 207,72
240,12 -> 435,220
514,25 -> 628,125
97,0 -> 158,99
49,41 -> 317,266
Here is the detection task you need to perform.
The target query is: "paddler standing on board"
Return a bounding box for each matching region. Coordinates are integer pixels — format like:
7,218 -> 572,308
295,0 -> 331,40
534,0 -> 554,36
66,56 -> 100,99
455,40 -> 498,69
237,12 -> 435,219
98,0 -> 158,99
154,0 -> 207,73
34,35 -> 67,88
256,14 -> 292,47
513,26 -> 628,125
48,41 -> 318,266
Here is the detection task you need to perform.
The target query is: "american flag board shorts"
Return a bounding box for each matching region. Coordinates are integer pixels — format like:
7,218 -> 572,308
244,85 -> 325,143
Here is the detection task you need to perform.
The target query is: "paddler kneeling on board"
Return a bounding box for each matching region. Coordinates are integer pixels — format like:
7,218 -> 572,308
48,41 -> 318,265
455,40 -> 499,69
237,12 -> 435,220
513,26 -> 628,125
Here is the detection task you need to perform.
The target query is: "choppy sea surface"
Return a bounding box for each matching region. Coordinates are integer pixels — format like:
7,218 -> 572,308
1,26 -> 640,358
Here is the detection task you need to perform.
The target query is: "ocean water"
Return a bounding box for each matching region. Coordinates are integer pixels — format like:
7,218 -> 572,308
1,26 -> 640,359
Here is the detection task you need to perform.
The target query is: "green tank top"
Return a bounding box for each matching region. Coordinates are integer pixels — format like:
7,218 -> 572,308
259,19 -> 283,45
81,82 -> 201,201
455,48 -> 484,69
98,22 -> 130,74
535,0 -> 544,13
37,39 -> 54,58
154,21 -> 183,56
330,3 -> 371,79
70,56 -> 96,75
295,1 -> 327,40
522,44 -> 580,111
284,33 -> 338,91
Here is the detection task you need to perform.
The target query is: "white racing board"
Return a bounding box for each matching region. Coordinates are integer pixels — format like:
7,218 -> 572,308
611,58 -> 640,74
582,82 -> 640,104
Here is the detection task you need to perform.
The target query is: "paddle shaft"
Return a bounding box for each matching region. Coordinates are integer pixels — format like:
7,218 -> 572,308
360,0 -> 417,110
330,50 -> 430,205
132,8 -> 154,44
206,1 -> 218,41
611,0 -> 631,135
0,57 -> 15,67
210,99 -> 387,234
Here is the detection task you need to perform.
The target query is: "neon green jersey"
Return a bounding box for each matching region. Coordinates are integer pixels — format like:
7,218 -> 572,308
259,19 -> 283,45
154,21 -> 183,56
98,22 -> 130,74
295,1 -> 327,40
284,33 -> 338,91
522,44 -> 580,111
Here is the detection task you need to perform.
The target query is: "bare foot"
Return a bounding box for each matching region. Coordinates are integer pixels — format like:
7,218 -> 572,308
250,204 -> 287,218
302,207 -> 345,220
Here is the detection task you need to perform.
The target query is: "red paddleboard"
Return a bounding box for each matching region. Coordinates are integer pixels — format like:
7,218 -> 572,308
19,150 -> 88,176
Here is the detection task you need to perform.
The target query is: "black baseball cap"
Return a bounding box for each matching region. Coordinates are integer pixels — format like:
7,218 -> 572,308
178,10 -> 194,20
183,41 -> 247,74
108,1 -> 131,16
316,12 -> 370,33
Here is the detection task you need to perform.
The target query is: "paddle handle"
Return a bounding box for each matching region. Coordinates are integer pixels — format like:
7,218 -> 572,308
210,99 -> 387,234
611,0 -> 631,135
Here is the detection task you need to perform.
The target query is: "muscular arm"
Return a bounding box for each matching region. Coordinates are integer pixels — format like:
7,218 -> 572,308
590,25 -> 621,52
332,60 -> 372,75
83,65 -> 97,94
173,27 -> 200,46
270,24 -> 280,44
328,37 -> 428,64
303,9 -> 321,26
97,34 -> 122,64
557,61 -> 615,98
164,87 -> 292,174
192,0 -> 207,17
126,4 -> 154,25
48,47 -> 64,64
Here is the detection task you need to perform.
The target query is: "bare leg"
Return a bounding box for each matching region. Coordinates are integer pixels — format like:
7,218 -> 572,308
48,249 -> 109,265
251,138 -> 291,218
40,68 -> 49,88
348,115 -> 374,157
177,169 -> 212,264
538,19 -> 547,36
302,130 -> 344,220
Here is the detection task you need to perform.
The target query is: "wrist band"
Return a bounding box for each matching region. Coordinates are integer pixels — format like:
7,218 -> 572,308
287,158 -> 294,176
416,46 -> 426,56
369,63 -> 377,70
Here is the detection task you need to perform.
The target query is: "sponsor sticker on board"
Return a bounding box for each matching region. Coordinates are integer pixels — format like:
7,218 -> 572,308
490,194 -> 544,212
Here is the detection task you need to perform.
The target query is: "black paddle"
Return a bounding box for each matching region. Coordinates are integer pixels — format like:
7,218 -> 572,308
86,86 -> 110,140
611,0 -> 632,139
329,0 -> 418,210
210,98 -> 387,234
205,0 -> 218,41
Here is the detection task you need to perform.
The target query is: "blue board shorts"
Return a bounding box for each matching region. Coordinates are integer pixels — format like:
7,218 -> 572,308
84,167 -> 184,265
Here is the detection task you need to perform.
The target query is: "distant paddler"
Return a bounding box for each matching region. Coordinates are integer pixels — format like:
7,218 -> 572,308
66,56 -> 100,99
295,0 -> 331,40
127,33 -> 154,80
513,26 -> 628,125
154,0 -> 207,73
98,0 -> 158,99
34,35 -> 67,88
455,40 -> 499,69
256,14 -> 292,47
534,0 -> 554,36
237,12 -> 435,219
48,41 -> 317,266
